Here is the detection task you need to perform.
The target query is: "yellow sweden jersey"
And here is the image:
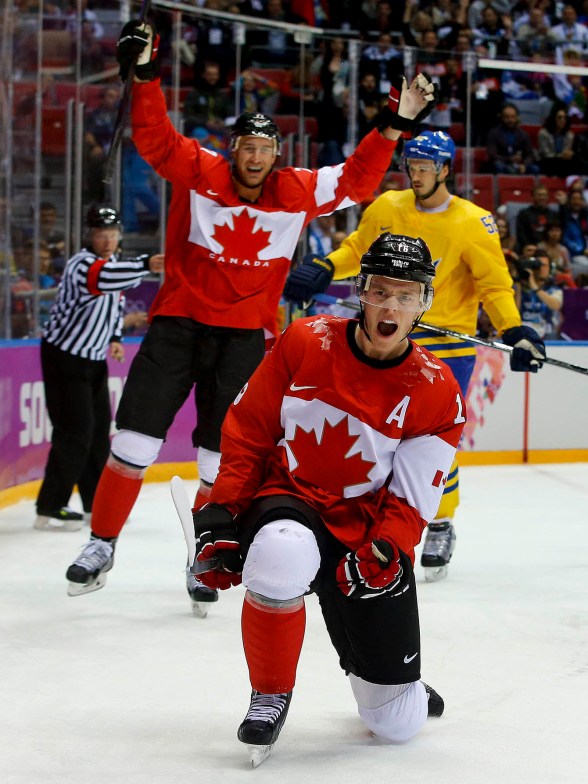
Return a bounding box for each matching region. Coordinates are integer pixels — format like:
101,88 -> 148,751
329,190 -> 521,359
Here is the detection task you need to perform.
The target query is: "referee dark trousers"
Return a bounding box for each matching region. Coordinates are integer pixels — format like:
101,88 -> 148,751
37,339 -> 112,515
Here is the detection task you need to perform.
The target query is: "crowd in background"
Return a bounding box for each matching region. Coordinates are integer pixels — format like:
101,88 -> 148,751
6,0 -> 588,340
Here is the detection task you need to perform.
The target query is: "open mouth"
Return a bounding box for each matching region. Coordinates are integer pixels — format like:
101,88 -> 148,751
377,320 -> 398,337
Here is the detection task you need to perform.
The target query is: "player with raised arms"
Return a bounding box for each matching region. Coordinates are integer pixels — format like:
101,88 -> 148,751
64,19 -> 439,610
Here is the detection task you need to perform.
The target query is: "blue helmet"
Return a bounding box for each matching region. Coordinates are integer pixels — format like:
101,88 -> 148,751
403,131 -> 456,170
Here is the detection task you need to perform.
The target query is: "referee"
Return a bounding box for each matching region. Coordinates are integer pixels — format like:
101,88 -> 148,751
35,205 -> 164,531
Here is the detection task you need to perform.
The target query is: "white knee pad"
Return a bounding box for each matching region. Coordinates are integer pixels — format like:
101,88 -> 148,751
112,429 -> 164,468
242,520 -> 321,602
349,674 -> 427,743
197,447 -> 221,485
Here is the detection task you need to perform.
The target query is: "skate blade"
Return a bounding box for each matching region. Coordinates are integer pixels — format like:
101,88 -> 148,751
424,565 -> 449,582
191,600 -> 211,618
247,744 -> 273,768
67,573 -> 108,597
34,517 -> 83,532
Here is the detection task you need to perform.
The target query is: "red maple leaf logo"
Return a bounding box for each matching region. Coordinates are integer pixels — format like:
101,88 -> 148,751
211,210 -> 271,260
287,417 -> 376,496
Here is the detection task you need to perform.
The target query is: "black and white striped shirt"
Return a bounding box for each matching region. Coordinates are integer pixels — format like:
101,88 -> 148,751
43,248 -> 153,360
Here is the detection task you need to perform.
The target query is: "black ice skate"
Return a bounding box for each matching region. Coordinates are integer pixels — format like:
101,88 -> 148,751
185,565 -> 218,618
34,506 -> 83,532
423,683 -> 444,717
66,537 -> 116,596
421,520 -> 456,582
237,690 -> 292,768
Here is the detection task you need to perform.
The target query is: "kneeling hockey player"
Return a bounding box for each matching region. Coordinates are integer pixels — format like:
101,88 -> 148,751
188,233 -> 467,766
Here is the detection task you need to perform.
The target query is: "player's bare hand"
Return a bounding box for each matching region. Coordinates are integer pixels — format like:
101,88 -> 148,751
400,73 -> 436,120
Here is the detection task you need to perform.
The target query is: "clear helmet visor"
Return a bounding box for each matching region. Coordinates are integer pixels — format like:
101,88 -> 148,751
404,158 -> 444,176
356,274 -> 433,313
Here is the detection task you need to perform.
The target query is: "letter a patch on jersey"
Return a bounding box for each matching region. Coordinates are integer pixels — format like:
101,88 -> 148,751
386,395 -> 411,428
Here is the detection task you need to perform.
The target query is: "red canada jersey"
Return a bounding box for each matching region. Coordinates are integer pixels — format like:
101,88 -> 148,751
210,316 -> 466,561
131,80 -> 397,336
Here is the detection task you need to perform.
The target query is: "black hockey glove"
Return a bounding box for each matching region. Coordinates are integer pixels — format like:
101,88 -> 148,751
378,72 -> 438,137
193,503 -> 242,590
501,325 -> 545,373
117,21 -> 160,82
282,253 -> 335,307
336,539 -> 412,600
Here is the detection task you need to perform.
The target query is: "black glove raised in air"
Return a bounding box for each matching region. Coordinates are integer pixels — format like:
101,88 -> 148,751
116,21 -> 160,82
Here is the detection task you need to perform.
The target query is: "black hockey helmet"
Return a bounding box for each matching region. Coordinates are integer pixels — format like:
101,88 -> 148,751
230,112 -> 281,154
360,233 -> 435,285
356,233 -> 435,329
86,205 -> 122,229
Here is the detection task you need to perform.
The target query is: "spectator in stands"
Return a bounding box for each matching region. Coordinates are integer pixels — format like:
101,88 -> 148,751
24,202 -> 66,274
516,184 -> 554,250
557,187 -> 588,280
313,39 -> 350,166
486,102 -> 540,174
401,1 -> 435,49
122,137 -> 162,234
453,29 -> 474,57
65,0 -> 104,40
310,36 -> 350,109
495,213 -> 518,257
512,0 -> 553,35
472,4 -> 514,58
360,32 -> 403,97
279,52 -> 318,115
191,0 -> 236,80
357,72 -> 384,140
183,61 -> 232,154
513,5 -> 552,58
438,57 -> 467,124
552,48 -> 588,121
537,104 -> 577,176
83,86 -> 119,204
10,239 -> 59,338
538,219 -> 577,288
77,18 -> 106,76
234,69 -> 279,115
548,4 -> 588,59
247,0 -> 304,66
513,246 -> 563,339
307,215 -> 337,257
360,0 -> 398,39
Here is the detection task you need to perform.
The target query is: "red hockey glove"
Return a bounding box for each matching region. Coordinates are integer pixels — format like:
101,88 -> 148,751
193,504 -> 243,590
501,325 -> 545,373
336,539 -> 411,599
117,21 -> 160,82
378,72 -> 438,138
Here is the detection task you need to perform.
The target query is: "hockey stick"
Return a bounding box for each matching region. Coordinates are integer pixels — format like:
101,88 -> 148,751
103,0 -> 152,184
170,475 -> 221,575
312,293 -> 588,376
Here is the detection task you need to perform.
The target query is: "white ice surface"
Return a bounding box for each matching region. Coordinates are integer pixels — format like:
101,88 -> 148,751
1,464 -> 587,784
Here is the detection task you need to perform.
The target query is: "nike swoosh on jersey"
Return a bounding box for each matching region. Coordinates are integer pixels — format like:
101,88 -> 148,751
403,652 -> 418,664
380,225 -> 393,231
206,189 -> 219,196
290,383 -> 317,392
